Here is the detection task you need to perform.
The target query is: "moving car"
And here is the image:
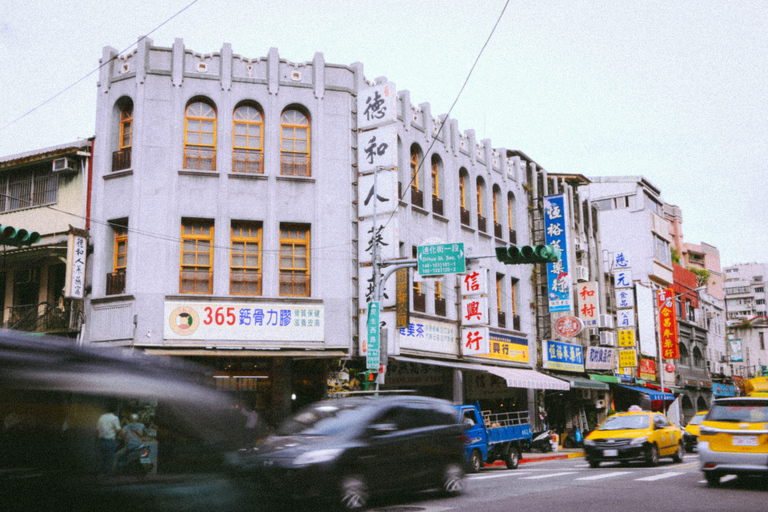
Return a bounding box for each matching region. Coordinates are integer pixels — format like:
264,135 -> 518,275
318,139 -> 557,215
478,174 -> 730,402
698,397 -> 768,486
230,394 -> 466,510
583,409 -> 684,467
683,411 -> 707,453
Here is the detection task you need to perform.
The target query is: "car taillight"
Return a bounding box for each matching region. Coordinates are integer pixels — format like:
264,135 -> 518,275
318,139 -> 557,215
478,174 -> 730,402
141,448 -> 150,457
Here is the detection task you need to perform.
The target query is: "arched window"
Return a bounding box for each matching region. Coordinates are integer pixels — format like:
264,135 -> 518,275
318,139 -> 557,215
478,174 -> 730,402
679,343 -> 689,365
184,100 -> 216,171
233,105 -> 263,173
409,144 -> 424,208
459,168 -> 470,226
431,154 -> 443,215
492,185 -> 502,238
280,109 -> 310,176
507,192 -> 517,244
476,177 -> 486,232
693,346 -> 704,369
113,99 -> 133,171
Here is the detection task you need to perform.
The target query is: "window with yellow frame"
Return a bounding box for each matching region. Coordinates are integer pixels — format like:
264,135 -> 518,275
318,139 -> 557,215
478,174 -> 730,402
493,189 -> 499,224
476,179 -> 483,217
180,219 -> 214,294
459,173 -> 466,209
410,147 -> 420,191
120,107 -> 132,151
280,109 -> 310,176
233,105 -> 263,173
431,159 -> 439,198
114,225 -> 128,274
230,222 -> 262,295
184,101 -> 216,171
279,224 -> 310,297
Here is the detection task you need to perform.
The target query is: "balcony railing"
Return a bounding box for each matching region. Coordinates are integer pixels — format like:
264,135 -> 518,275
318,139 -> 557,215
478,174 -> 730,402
112,148 -> 131,172
6,300 -> 82,333
477,215 -> 487,233
509,229 -> 517,245
233,149 -> 264,174
106,271 -> 126,295
411,187 -> 424,208
230,271 -> 263,295
180,270 -> 213,294
498,311 -> 506,328
435,297 -> 447,317
184,147 -> 216,171
513,315 -> 521,331
414,291 -> 426,312
280,152 -> 310,177
279,272 -> 310,297
460,208 -> 471,226
432,195 -> 443,216
494,222 -> 503,239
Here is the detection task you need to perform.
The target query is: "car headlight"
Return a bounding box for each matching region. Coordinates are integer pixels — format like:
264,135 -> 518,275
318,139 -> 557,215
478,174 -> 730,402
293,448 -> 343,467
629,436 -> 649,445
583,439 -> 595,447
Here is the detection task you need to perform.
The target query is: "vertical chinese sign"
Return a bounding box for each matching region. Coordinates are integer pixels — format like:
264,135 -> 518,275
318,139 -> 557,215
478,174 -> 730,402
576,281 -> 599,327
543,194 -> 571,312
65,229 -> 88,299
461,270 -> 490,356
367,301 -> 380,370
657,288 -> 679,359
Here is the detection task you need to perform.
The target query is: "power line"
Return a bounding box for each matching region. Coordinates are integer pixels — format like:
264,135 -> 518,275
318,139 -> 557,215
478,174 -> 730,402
0,0 -> 200,134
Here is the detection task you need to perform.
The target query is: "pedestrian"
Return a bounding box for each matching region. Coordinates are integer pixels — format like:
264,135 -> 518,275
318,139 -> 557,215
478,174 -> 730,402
239,403 -> 260,446
95,404 -> 125,477
115,413 -> 147,469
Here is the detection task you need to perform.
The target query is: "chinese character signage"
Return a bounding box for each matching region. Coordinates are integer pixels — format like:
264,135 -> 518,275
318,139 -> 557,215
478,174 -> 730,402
616,309 -> 635,328
553,315 -> 584,338
619,349 -> 638,368
65,231 -> 87,299
367,302 -> 380,369
395,268 -> 409,329
461,270 -> 487,296
357,125 -> 398,173
613,250 -> 631,270
576,281 -> 599,327
357,82 -> 397,131
543,194 -> 571,312
461,296 -> 488,326
462,327 -> 490,356
359,266 -> 396,307
358,170 -> 399,218
729,338 -> 743,362
479,333 -> 530,364
164,301 -> 323,342
398,319 -> 457,355
618,329 -> 636,347
543,340 -> 584,372
614,269 -> 633,288
638,358 -> 656,381
615,288 -> 635,308
358,217 -> 399,263
657,288 -> 679,359
585,346 -> 615,371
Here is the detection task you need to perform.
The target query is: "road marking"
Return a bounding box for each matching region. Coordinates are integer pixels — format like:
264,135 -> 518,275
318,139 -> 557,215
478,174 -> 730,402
470,471 -> 535,480
576,471 -> 633,481
635,471 -> 684,481
519,472 -> 578,480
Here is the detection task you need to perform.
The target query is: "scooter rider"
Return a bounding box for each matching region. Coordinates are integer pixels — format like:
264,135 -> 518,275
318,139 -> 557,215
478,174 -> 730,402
115,414 -> 147,469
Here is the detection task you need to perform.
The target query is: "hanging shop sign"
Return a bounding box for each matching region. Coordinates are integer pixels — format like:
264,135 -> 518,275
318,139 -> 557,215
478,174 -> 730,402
639,358 -> 656,380
358,81 -> 397,131
618,329 -> 636,347
462,327 -> 490,356
479,333 -> 530,364
543,339 -> 584,373
576,281 -> 599,327
543,194 -> 571,313
398,318 -> 457,355
657,288 -> 679,359
585,346 -> 615,371
554,315 -> 584,338
619,349 -> 638,368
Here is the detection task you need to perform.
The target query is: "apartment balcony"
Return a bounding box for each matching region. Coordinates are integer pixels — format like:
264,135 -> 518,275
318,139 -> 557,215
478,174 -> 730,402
280,152 -> 310,177
414,291 -> 426,312
184,147 -> 216,171
432,195 -> 443,216
411,187 -> 424,208
494,222 -> 503,239
233,149 -> 264,174
6,300 -> 82,333
435,297 -> 447,317
112,148 -> 131,172
513,315 -> 521,331
509,229 -> 517,245
106,271 -> 126,295
477,215 -> 487,233
460,208 -> 471,227
498,311 -> 506,328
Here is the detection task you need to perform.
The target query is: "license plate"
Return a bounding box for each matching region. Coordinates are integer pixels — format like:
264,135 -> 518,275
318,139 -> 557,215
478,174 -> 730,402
733,436 -> 759,447
603,449 -> 618,457
140,457 -> 152,464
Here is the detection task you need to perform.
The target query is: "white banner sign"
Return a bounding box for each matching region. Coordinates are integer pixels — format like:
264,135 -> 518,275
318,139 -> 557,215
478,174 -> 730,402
359,266 -> 397,307
357,125 -> 397,173
613,269 -> 633,288
585,346 -> 616,371
576,281 -> 599,327
616,309 -> 636,328
615,288 -> 635,308
357,82 -> 397,130
398,318 -> 458,355
461,326 -> 490,356
358,217 -> 398,263
460,269 -> 487,296
358,169 -> 399,218
461,296 -> 488,326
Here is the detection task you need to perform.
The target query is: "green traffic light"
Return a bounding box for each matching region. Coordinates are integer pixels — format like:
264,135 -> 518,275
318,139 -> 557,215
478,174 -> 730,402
0,224 -> 41,247
495,244 -> 561,265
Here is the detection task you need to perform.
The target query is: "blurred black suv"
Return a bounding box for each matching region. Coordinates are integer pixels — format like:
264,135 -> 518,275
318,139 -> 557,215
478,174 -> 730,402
229,394 -> 467,510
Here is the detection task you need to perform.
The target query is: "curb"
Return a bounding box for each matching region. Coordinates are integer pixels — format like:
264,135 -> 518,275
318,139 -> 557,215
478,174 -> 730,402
485,451 -> 584,468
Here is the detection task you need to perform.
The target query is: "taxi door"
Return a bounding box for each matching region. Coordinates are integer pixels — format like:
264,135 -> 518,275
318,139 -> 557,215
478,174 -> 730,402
652,414 -> 680,455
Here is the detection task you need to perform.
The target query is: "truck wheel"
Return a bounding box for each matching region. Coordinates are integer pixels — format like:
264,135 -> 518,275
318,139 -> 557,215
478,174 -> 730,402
468,449 -> 483,473
505,446 -> 520,469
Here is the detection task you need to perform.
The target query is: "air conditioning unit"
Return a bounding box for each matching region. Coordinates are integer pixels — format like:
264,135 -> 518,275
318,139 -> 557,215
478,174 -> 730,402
595,399 -> 606,409
598,314 -> 614,329
599,331 -> 616,346
720,355 -> 729,363
576,266 -> 589,282
574,239 -> 584,253
52,157 -> 76,173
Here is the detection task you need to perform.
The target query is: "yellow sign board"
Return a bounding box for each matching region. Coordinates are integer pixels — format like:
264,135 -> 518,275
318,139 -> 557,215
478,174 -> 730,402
619,349 -> 638,368
618,329 -> 635,347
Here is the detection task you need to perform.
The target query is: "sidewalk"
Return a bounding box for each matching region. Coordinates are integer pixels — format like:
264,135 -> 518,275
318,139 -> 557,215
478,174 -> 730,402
484,447 -> 584,468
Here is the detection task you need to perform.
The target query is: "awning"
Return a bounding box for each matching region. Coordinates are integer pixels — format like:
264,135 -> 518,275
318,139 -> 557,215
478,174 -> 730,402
589,374 -> 621,384
559,374 -> 609,390
142,349 -> 348,358
618,385 -> 674,401
393,355 -> 570,390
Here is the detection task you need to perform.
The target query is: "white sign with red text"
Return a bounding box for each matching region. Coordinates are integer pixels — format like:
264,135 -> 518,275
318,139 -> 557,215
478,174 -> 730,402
461,327 -> 490,356
460,269 -> 487,296
461,296 -> 488,326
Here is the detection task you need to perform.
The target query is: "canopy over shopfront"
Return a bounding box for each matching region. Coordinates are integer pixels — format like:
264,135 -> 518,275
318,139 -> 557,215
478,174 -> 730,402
393,356 -> 570,391
618,384 -> 674,401
557,374 -> 609,390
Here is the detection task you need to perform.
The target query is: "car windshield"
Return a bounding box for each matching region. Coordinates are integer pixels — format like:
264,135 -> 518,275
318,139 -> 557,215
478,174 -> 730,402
708,402 -> 768,423
689,415 -> 705,426
598,415 -> 649,431
275,402 -> 366,436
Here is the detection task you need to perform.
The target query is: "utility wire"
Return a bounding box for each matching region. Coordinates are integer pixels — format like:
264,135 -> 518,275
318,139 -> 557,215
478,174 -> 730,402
0,0 -> 200,134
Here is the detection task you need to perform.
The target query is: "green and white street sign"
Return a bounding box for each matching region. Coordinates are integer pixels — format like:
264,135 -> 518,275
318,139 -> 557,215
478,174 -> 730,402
366,301 -> 380,370
417,243 -> 465,276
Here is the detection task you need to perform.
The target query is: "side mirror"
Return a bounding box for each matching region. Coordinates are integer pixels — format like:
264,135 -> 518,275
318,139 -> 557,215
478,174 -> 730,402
366,423 -> 398,436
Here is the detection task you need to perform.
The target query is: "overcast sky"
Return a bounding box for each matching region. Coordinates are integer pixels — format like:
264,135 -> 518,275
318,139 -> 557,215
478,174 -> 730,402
1,0 -> 765,267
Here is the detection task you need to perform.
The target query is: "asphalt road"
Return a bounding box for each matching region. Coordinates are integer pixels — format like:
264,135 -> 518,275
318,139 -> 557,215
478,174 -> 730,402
362,453 -> 768,512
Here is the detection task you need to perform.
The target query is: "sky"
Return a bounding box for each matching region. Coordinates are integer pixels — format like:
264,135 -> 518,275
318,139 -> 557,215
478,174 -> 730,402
0,0 -> 765,267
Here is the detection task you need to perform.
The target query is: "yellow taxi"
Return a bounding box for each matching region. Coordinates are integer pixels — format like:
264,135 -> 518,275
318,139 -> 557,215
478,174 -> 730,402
683,411 -> 707,453
583,408 -> 683,468
699,397 -> 768,486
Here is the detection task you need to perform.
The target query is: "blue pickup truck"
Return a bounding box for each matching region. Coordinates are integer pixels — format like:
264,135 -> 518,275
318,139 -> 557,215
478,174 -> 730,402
455,403 -> 532,473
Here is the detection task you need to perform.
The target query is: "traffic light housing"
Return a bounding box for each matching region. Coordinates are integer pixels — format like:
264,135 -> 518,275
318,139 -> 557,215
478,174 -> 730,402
495,244 -> 561,265
0,225 -> 41,247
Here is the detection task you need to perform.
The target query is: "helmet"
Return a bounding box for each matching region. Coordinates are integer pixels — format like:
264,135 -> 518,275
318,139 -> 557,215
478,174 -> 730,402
130,413 -> 140,422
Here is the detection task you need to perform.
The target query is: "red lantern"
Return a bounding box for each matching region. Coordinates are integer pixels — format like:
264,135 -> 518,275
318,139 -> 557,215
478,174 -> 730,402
665,363 -> 675,373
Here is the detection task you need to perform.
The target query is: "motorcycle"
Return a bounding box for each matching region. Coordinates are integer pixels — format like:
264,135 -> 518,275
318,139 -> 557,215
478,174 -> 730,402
529,430 -> 553,453
115,443 -> 154,475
